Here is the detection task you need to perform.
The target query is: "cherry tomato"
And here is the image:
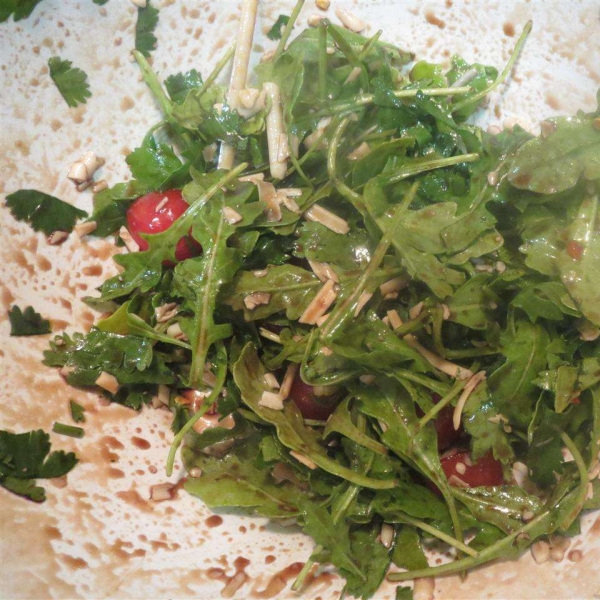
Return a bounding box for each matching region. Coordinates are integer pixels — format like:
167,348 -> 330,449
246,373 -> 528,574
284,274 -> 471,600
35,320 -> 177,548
126,190 -> 202,262
441,450 -> 504,488
289,375 -> 339,421
433,404 -> 463,451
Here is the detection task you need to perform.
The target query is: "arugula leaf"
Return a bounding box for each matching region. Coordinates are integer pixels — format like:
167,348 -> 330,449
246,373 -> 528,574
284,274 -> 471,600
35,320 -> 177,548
487,321 -> 550,427
6,189 -> 87,235
267,14 -> 290,41
135,2 -> 159,58
183,435 -> 300,517
508,116 -> 600,194
233,344 -> 396,490
0,0 -> 45,22
225,265 -> 321,321
8,305 -> 51,336
69,400 -> 86,423
343,526 -> 391,600
300,501 -> 365,580
556,194 -> 600,326
391,526 -> 429,572
512,281 -> 581,322
0,430 -> 78,502
48,57 -> 91,107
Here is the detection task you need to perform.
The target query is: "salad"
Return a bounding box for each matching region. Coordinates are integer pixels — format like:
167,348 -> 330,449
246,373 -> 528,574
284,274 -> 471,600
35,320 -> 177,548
2,0 -> 599,598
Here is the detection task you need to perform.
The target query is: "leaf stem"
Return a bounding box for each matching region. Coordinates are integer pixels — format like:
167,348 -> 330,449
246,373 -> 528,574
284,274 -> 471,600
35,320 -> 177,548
321,183 -> 419,340
387,485 -> 578,582
273,0 -> 305,60
452,21 -> 532,113
378,153 -> 480,187
196,44 -> 235,99
397,513 -> 478,557
327,116 -> 367,213
318,20 -> 328,102
132,50 -> 172,116
419,379 -> 466,428
559,432 -> 589,530
166,344 -> 227,476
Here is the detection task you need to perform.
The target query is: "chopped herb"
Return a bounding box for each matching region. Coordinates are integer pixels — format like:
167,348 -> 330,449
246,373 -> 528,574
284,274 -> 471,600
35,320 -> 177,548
6,189 -> 87,235
48,56 -> 91,107
135,2 -> 159,58
0,429 -> 78,502
0,0 -> 45,22
52,423 -> 85,439
266,14 -> 290,40
69,400 -> 86,423
8,305 -> 51,336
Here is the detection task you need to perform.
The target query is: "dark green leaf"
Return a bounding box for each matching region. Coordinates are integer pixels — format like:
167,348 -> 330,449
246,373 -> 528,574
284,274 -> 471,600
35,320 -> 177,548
48,56 -> 91,107
6,189 -> 87,235
8,305 -> 51,336
266,14 -> 289,41
69,400 -> 86,423
135,2 -> 159,58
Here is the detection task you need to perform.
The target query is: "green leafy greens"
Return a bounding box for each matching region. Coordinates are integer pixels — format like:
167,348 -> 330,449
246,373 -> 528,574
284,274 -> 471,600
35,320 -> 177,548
38,8 -> 600,600
48,56 -> 91,107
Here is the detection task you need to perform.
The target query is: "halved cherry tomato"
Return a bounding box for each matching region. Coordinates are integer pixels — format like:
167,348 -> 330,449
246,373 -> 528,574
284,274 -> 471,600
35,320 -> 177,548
441,450 -> 504,487
289,375 -> 339,421
417,393 -> 463,451
431,393 -> 464,451
126,190 -> 202,262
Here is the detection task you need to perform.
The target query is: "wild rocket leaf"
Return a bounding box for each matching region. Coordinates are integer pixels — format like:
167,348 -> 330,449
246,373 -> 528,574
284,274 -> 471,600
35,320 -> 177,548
233,344 -> 397,490
97,166 -> 244,302
508,116 -> 600,194
173,195 -> 244,387
182,436 -> 301,517
6,189 -> 87,235
556,194 -> 600,326
487,321 -> 550,427
224,265 -> 321,321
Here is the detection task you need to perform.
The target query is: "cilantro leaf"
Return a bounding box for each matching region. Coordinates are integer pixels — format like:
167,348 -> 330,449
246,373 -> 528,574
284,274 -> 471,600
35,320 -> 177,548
165,69 -> 203,104
125,136 -> 188,190
5,189 -> 87,235
266,14 -> 290,41
48,57 -> 91,108
92,0 -> 109,4
69,400 -> 86,423
0,429 -> 78,502
8,305 -> 51,336
135,2 -> 159,58
43,330 -> 174,389
0,0 -> 44,22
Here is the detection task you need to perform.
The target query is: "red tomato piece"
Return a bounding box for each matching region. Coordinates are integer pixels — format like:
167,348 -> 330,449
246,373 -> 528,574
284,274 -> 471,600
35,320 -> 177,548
429,392 -> 463,451
288,375 -> 339,421
126,190 -> 202,262
441,450 -> 504,488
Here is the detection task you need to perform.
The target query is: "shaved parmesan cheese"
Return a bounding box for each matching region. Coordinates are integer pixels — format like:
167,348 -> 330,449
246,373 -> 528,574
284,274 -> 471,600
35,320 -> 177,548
299,279 -> 338,324
305,204 -> 349,234
259,391 -> 284,410
290,451 -> 317,470
95,371 -> 119,394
